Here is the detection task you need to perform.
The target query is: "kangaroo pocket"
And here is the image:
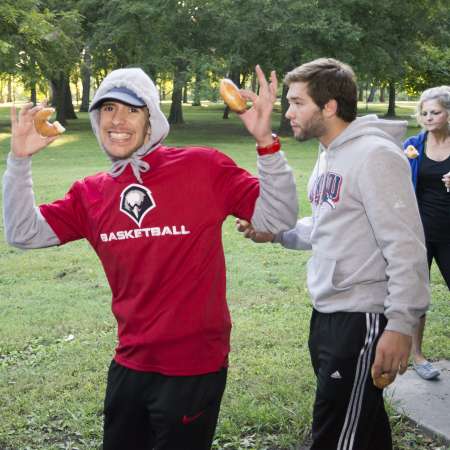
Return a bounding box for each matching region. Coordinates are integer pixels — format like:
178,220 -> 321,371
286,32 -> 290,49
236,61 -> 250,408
307,248 -> 386,300
307,253 -> 350,300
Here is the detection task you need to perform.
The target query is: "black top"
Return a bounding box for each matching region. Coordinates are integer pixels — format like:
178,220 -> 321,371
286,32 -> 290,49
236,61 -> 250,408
417,151 -> 450,242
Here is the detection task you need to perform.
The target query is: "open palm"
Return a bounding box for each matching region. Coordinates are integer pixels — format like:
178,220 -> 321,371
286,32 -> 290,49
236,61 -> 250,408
238,65 -> 278,146
10,103 -> 58,158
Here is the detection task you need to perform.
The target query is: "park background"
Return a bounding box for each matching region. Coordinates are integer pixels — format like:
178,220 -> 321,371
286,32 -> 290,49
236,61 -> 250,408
0,0 -> 449,449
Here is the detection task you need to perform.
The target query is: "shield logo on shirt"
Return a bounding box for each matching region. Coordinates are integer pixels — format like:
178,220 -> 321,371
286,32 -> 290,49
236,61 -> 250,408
120,184 -> 155,226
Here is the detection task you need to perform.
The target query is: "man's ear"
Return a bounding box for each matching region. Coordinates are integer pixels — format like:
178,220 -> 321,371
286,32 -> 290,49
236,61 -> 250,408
322,99 -> 338,119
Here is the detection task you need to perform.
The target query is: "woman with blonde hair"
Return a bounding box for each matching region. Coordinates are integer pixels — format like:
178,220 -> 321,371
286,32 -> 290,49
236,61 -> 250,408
403,85 -> 450,380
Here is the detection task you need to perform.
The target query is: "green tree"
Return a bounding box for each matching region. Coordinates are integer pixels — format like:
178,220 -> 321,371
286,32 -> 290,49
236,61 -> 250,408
335,0 -> 445,116
0,0 -> 83,123
403,44 -> 450,96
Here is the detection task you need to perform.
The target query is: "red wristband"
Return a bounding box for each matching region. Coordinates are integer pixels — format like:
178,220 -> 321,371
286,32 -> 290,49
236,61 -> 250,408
256,134 -> 281,156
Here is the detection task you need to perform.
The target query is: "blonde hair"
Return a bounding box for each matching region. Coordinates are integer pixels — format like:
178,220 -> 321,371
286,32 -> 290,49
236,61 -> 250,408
416,86 -> 450,128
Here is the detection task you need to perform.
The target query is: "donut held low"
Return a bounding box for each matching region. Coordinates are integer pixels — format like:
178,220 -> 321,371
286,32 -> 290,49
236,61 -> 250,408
220,79 -> 247,114
33,108 -> 66,137
371,367 -> 394,389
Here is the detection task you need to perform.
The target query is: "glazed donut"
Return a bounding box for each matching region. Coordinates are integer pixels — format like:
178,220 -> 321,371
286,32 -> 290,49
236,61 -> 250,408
33,108 -> 66,137
220,79 -> 247,114
404,145 -> 419,159
371,368 -> 394,389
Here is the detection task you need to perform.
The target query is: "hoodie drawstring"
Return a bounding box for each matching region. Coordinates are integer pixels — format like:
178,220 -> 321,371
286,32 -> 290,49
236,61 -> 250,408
110,155 -> 150,184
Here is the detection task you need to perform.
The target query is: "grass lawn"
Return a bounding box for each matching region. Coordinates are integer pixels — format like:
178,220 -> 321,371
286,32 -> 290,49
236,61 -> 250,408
0,101 -> 448,450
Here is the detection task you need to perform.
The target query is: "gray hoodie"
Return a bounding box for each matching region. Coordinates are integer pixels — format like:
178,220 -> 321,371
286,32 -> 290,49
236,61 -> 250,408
277,115 -> 430,336
3,68 -> 298,248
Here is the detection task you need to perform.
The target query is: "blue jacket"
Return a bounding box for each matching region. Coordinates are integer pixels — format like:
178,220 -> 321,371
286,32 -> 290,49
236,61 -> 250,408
403,131 -> 427,190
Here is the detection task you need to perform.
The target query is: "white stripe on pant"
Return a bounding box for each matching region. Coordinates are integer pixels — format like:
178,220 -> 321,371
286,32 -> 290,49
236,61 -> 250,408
337,313 -> 379,450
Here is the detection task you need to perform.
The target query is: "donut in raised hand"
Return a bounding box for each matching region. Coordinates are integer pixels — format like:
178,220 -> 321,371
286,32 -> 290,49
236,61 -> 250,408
33,108 -> 66,137
220,79 -> 247,114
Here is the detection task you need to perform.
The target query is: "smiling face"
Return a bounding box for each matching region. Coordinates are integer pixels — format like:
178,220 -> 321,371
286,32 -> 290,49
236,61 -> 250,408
285,81 -> 327,142
99,101 -> 150,159
420,99 -> 449,133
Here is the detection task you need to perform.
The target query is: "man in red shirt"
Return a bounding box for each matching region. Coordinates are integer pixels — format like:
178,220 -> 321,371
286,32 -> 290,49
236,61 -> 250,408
3,66 -> 297,449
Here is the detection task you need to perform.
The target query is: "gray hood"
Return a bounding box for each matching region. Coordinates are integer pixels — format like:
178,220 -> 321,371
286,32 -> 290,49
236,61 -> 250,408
325,114 -> 407,151
89,68 -> 170,182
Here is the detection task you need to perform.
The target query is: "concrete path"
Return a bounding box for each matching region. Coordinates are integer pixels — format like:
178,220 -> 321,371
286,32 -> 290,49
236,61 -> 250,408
386,359 -> 450,446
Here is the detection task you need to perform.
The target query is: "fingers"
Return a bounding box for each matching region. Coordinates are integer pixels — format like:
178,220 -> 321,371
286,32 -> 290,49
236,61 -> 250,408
255,66 -> 277,102
18,102 -> 35,118
239,89 -> 258,103
371,351 -> 384,379
373,331 -> 412,382
45,135 -> 60,145
255,64 -> 269,91
398,355 -> 408,375
17,103 -> 45,127
235,219 -> 256,240
442,173 -> 450,190
235,218 -> 251,232
269,70 -> 278,100
374,348 -> 402,379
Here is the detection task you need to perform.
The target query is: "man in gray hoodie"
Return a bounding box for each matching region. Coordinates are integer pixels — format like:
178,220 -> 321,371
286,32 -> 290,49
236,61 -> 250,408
3,66 -> 297,450
237,58 -> 430,450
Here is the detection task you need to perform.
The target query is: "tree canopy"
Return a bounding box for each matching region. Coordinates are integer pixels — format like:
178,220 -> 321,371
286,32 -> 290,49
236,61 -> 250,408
1,0 -> 449,123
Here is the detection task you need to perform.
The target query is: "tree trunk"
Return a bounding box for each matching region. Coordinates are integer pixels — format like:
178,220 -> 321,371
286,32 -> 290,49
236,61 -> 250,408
358,84 -> 364,102
385,81 -> 396,117
80,48 -> 92,112
7,76 -> 12,102
73,77 -> 79,105
160,76 -> 167,101
367,86 -> 376,103
278,84 -> 291,135
64,76 -> 77,119
51,73 -> 78,125
30,83 -> 37,105
192,71 -> 201,106
222,105 -> 230,119
168,65 -> 186,124
49,80 -> 56,106
251,73 -> 257,93
379,86 -> 385,103
183,84 -> 188,104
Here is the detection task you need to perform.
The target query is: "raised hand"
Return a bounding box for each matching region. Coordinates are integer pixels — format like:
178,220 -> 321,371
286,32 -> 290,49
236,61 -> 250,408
10,103 -> 59,158
238,65 -> 278,147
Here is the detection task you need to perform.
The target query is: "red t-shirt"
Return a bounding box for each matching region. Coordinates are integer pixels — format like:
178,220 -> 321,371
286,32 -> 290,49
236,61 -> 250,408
40,146 -> 259,375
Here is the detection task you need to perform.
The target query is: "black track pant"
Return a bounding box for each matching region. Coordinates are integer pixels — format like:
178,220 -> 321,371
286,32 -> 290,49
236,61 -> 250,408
426,241 -> 450,288
103,361 -> 227,450
308,310 -> 392,450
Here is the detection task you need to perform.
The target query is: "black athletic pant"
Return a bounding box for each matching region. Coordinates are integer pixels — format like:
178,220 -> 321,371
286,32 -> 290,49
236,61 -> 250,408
103,361 -> 227,450
426,241 -> 450,288
308,310 -> 392,450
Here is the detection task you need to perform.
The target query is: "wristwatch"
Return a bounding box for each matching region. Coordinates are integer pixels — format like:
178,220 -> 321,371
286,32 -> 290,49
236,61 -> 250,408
256,134 -> 281,156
